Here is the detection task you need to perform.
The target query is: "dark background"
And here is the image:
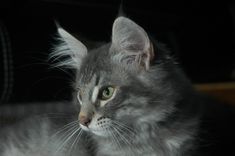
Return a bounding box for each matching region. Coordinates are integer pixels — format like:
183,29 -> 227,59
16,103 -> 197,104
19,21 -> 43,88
0,0 -> 235,104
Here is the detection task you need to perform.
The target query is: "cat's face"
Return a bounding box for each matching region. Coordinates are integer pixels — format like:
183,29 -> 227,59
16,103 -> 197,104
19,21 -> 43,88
75,48 -> 152,136
52,17 -> 175,137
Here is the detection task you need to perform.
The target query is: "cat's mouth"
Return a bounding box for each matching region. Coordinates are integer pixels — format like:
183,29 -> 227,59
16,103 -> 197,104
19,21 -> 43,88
80,123 -> 110,137
79,123 -> 90,131
79,116 -> 112,137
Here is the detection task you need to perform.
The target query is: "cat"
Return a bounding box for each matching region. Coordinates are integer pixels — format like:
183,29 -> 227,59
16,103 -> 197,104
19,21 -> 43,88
0,16 -> 234,156
51,16 -> 201,155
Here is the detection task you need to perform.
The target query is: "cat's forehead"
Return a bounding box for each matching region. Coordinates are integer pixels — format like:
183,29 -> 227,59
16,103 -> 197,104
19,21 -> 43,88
76,43 -> 131,89
77,44 -> 111,86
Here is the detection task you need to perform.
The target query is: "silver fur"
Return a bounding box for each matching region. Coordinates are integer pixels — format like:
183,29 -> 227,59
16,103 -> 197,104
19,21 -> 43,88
0,17 -> 200,156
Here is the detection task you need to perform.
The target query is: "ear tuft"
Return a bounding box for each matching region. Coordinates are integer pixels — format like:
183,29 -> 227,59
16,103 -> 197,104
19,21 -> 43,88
50,26 -> 87,69
111,17 -> 154,70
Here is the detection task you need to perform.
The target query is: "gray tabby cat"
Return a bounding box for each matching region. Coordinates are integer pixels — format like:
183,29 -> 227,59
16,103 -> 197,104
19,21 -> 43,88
0,17 -> 201,156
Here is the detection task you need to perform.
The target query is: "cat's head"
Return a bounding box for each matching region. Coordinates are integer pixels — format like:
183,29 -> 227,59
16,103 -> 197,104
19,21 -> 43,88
52,17 -> 178,137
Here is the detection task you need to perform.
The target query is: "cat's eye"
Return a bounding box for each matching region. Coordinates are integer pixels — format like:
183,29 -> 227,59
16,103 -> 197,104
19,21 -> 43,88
99,86 -> 115,100
78,91 -> 82,100
76,88 -> 82,103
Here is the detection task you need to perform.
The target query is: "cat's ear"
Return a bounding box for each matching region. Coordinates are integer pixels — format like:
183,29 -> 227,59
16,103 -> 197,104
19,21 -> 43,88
111,17 -> 154,70
50,25 -> 87,69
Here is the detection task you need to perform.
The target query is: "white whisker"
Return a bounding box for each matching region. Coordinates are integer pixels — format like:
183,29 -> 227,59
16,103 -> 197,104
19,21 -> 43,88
55,126 -> 78,148
111,120 -> 144,154
112,125 -> 134,153
50,121 -> 79,140
68,128 -> 83,155
112,120 -> 136,136
105,127 -> 115,147
109,126 -> 122,151
55,126 -> 80,154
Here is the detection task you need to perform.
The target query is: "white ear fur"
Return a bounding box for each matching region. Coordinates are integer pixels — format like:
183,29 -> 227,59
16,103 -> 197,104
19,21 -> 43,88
111,17 -> 154,70
50,27 -> 87,68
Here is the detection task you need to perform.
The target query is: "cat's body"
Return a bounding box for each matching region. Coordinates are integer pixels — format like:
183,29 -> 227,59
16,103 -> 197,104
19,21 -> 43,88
0,16 -> 234,156
0,117 -> 91,156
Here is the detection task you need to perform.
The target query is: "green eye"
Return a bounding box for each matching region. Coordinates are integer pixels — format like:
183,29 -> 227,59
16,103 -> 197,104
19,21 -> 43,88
99,86 -> 115,100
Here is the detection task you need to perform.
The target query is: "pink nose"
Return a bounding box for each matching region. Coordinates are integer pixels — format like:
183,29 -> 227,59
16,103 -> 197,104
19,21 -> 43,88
79,115 -> 91,127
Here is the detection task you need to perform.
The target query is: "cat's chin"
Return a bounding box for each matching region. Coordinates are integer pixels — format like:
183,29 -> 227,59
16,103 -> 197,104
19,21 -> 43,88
90,129 -> 109,137
80,124 -> 89,131
80,124 -> 109,137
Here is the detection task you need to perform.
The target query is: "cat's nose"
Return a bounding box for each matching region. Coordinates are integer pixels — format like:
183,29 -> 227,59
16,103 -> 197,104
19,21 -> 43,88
79,115 -> 91,127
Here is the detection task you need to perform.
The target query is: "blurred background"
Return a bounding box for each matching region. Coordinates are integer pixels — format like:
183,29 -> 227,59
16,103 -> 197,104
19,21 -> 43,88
0,0 -> 234,106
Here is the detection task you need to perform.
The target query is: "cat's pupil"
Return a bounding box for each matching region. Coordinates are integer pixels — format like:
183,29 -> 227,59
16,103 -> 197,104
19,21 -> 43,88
104,89 -> 109,96
103,88 -> 111,97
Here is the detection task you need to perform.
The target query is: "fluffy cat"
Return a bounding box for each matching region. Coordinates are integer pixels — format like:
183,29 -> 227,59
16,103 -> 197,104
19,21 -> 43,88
0,16 -> 234,156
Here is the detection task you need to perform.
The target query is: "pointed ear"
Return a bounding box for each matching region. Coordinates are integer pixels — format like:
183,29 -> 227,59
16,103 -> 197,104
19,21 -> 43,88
50,25 -> 87,69
111,17 -> 154,70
